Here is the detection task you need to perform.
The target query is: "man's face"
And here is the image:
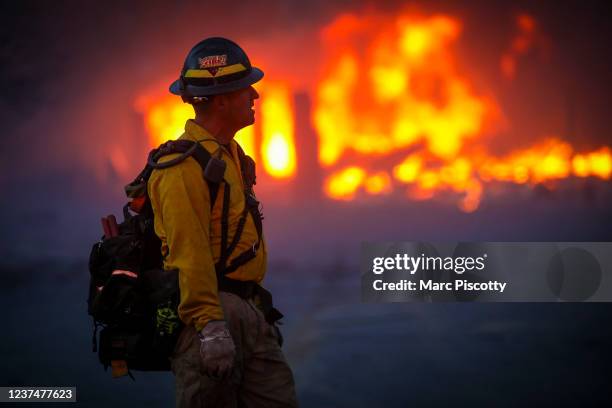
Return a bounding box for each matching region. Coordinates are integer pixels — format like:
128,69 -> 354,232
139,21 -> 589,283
223,85 -> 259,132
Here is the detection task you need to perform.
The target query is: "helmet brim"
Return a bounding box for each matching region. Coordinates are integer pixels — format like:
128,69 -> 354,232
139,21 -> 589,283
169,67 -> 264,96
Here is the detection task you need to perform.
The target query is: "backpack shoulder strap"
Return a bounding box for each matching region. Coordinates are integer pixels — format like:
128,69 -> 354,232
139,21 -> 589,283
148,140 -> 199,169
189,143 -> 221,211
214,141 -> 263,277
127,140 -> 200,195
130,140 -> 223,211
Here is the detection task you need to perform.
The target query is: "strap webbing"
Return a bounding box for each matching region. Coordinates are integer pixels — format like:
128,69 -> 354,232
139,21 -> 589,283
188,143 -> 221,211
136,140 -> 221,211
140,139 -> 264,276
216,183 -> 231,275
225,207 -> 249,262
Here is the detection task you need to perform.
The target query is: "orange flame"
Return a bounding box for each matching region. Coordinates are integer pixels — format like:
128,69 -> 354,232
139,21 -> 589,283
314,13 -> 498,210
134,93 -> 256,157
314,14 -> 493,167
325,166 -> 366,200
135,94 -> 193,147
135,12 -> 610,212
572,147 -> 612,179
260,82 -> 297,179
135,82 -> 296,176
313,11 -> 610,212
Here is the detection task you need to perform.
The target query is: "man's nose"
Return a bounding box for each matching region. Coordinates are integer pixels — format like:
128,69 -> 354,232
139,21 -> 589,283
250,86 -> 259,100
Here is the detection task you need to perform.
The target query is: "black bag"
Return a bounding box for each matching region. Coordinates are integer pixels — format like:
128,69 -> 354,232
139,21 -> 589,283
87,139 -> 264,377
88,220 -> 182,374
88,140 -> 215,377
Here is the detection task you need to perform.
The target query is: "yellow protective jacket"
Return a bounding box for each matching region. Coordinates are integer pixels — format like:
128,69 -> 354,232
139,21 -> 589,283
147,120 -> 267,331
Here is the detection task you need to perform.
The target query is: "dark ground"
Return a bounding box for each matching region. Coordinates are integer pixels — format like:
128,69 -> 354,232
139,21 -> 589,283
2,195 -> 612,407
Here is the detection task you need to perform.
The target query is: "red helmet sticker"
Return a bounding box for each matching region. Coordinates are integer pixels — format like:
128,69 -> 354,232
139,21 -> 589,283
198,55 -> 228,69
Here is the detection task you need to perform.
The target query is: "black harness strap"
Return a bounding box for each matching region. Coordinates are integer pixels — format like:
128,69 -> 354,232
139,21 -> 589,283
223,242 -> 261,274
165,142 -> 221,212
148,141 -> 199,169
138,139 -> 264,278
139,139 -> 280,323
133,140 -> 221,212
215,183 -> 231,275
225,209 -> 248,261
246,193 -> 263,239
211,144 -> 265,275
190,143 -> 221,208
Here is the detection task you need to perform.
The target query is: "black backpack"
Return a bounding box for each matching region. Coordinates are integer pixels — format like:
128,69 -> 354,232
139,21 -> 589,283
88,139 -> 262,378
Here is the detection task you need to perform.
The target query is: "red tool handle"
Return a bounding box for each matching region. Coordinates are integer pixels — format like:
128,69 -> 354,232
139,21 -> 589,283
101,217 -> 111,239
107,215 -> 119,237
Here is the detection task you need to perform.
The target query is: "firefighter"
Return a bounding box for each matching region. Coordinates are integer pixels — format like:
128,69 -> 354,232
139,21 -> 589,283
148,37 -> 298,407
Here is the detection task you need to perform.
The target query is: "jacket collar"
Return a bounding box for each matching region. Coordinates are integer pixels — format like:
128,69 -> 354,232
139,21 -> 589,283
181,119 -> 241,167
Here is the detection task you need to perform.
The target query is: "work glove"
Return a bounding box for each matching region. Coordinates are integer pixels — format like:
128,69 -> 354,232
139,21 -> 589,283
198,320 -> 235,379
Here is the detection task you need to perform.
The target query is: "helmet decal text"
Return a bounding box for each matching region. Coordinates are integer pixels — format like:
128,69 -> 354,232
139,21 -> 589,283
198,54 -> 228,69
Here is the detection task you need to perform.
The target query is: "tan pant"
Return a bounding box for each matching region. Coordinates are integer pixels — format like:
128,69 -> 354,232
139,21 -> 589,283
171,292 -> 298,408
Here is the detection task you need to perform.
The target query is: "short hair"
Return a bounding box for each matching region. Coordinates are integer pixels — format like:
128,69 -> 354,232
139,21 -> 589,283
183,95 -> 216,114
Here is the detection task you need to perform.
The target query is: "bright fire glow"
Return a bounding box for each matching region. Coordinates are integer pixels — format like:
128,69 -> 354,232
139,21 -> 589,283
315,14 -> 490,166
325,166 -> 366,200
135,93 -> 259,155
136,12 -> 610,212
135,94 -> 193,147
312,11 -> 610,212
260,83 -> 297,178
571,147 -> 612,179
235,126 -> 256,160
364,172 -> 392,195
134,83 -> 296,165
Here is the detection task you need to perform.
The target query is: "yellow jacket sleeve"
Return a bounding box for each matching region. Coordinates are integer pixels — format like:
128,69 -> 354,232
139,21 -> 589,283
147,156 -> 224,331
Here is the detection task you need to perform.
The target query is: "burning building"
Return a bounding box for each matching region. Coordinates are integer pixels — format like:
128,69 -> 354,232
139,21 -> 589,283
131,10 -> 610,213
2,1 -> 611,261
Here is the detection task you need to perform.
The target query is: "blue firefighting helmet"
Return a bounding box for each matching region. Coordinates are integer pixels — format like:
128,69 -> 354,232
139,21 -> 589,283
169,37 -> 264,98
